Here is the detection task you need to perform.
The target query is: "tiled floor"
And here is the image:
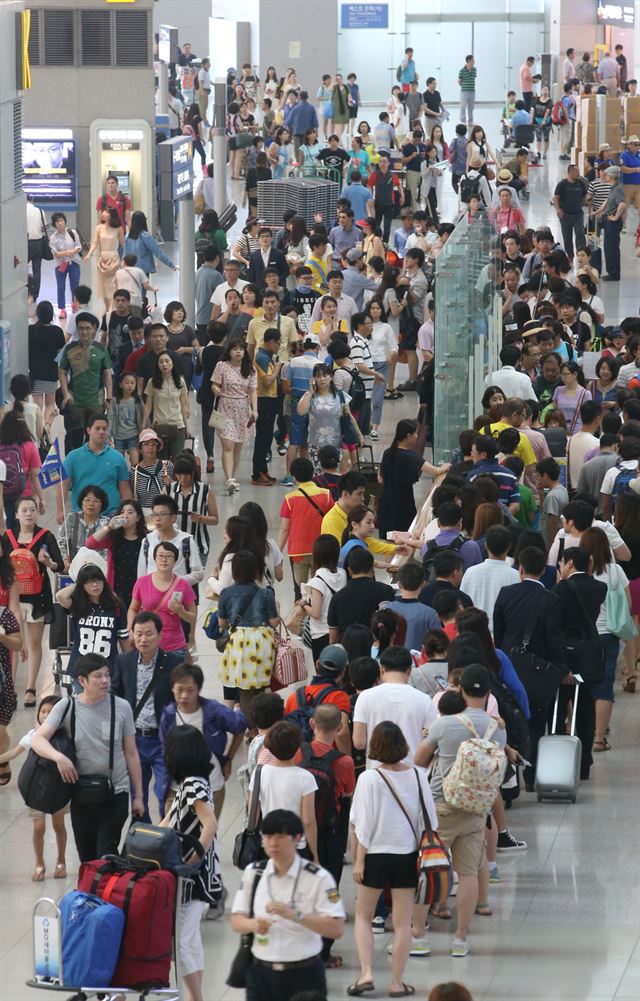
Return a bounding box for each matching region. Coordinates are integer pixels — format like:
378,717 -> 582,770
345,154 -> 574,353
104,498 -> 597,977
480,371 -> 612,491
3,104 -> 640,1001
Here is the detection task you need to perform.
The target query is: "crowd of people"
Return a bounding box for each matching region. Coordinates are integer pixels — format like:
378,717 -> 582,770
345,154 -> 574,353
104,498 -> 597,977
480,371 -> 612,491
8,35 -> 640,1001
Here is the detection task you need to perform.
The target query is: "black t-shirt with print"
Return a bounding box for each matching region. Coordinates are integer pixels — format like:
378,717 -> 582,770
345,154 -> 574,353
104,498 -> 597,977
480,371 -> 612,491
317,147 -> 350,171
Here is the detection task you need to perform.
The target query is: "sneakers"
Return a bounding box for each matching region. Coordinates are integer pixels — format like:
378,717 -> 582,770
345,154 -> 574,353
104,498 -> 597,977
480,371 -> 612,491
205,885 -> 228,920
397,379 -> 416,392
387,937 -> 431,957
277,443 -> 288,456
58,309 -> 67,319
451,937 -> 469,958
497,829 -> 527,852
206,458 -> 214,474
370,429 -> 379,440
488,864 -> 502,883
251,473 -> 274,487
371,915 -> 386,934
279,474 -> 295,486
226,478 -> 239,495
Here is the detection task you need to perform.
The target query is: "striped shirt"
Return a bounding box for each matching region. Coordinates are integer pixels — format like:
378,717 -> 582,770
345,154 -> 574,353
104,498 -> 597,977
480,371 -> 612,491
349,333 -> 374,398
588,178 -> 609,212
459,66 -> 477,92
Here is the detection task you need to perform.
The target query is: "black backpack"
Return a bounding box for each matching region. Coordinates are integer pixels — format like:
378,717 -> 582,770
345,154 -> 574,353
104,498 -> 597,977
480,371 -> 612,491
459,173 -> 481,205
298,741 -> 343,831
489,675 -> 530,759
348,367 -> 367,412
18,700 -> 76,814
285,684 -> 337,741
422,535 -> 464,581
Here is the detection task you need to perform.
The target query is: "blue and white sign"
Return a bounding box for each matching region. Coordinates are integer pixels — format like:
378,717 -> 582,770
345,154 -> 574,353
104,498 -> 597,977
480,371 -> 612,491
341,4 -> 389,29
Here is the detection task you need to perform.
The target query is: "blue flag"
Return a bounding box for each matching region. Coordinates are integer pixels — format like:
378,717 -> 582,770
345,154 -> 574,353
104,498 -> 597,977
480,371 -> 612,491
38,438 -> 68,490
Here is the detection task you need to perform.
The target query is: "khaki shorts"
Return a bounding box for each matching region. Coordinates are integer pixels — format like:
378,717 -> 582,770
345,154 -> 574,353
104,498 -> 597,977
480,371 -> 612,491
29,803 -> 70,821
292,555 -> 312,586
624,187 -> 640,211
435,801 -> 485,876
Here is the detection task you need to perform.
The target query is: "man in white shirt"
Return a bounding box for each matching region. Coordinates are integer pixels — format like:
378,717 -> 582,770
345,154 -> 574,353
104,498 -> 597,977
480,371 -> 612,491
26,196 -> 46,298
599,436 -> 640,521
563,48 -> 576,83
310,271 -> 357,324
353,646 -> 437,767
197,58 -> 212,122
566,400 -> 600,491
137,494 -> 204,589
484,345 -> 536,400
461,527 -> 519,624
547,498 -> 630,568
210,260 -> 248,320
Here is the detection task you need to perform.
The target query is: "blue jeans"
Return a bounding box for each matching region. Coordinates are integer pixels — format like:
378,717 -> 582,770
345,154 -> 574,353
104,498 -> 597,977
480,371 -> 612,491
55,261 -> 80,309
591,633 -> 619,702
135,734 -> 168,822
371,361 -> 388,426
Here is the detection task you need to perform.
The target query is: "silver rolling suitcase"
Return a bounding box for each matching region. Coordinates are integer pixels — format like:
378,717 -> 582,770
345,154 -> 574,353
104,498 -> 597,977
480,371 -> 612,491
535,682 -> 581,803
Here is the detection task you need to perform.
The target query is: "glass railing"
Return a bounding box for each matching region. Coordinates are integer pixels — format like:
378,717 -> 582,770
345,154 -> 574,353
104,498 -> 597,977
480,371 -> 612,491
433,213 -> 501,463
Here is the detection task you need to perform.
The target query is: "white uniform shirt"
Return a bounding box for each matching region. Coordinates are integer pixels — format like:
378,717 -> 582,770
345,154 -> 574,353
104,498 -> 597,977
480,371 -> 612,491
137,529 -> 204,586
483,365 -> 536,400
232,855 -> 345,962
353,682 -> 437,768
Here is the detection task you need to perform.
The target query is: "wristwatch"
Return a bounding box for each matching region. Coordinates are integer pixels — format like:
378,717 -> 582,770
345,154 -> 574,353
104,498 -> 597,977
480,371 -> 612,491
292,909 -> 304,923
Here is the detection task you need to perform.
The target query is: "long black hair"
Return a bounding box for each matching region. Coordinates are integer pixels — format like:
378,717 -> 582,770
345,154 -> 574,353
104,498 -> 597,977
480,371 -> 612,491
0,409 -> 34,445
127,211 -> 149,241
388,418 -> 418,456
110,499 -> 147,546
70,564 -> 121,619
454,609 -> 501,674
218,515 -> 265,578
238,502 -> 269,563
152,350 -> 183,390
198,209 -> 221,233
0,552 -> 15,592
312,363 -> 336,396
221,338 -> 253,378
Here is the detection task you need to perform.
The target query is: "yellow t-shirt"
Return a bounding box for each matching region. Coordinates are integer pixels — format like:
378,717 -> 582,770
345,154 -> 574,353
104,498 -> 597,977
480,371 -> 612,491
247,315 -> 298,364
488,421 -> 536,468
306,254 -> 329,294
320,502 -> 396,556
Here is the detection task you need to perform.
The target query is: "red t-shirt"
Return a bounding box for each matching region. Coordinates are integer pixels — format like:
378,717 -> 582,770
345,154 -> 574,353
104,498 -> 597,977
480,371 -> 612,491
284,681 -> 350,718
294,738 -> 356,807
279,482 -> 333,559
443,622 -> 459,642
96,192 -> 132,229
124,345 -> 147,375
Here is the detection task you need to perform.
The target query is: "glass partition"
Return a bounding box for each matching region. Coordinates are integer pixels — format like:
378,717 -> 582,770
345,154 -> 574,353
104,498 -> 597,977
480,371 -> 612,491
432,213 -> 501,463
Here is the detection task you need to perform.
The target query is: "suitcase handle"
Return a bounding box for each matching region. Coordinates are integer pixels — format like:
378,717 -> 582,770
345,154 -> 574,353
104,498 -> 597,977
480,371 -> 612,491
551,679 -> 580,737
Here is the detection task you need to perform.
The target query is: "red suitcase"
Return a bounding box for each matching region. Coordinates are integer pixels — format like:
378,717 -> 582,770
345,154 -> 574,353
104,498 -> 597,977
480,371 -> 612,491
78,860 -> 176,988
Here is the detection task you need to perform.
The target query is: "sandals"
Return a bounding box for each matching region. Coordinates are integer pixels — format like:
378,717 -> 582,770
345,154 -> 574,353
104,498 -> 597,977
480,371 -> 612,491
54,863 -> 67,879
622,675 -> 636,693
475,903 -> 493,916
593,738 -> 611,752
390,986 -> 415,998
434,906 -> 452,920
24,688 -> 37,708
0,764 -> 10,786
347,982 -> 375,997
324,954 -> 343,968
31,865 -> 46,882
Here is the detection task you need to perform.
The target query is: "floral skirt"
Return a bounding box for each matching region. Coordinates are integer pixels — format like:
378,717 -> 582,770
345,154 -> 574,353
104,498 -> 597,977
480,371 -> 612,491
221,626 -> 275,689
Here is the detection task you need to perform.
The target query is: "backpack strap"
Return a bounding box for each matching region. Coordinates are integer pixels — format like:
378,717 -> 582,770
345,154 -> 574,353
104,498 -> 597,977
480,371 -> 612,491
297,486 -> 325,518
247,764 -> 263,834
180,536 -> 192,576
311,684 -> 337,707
457,712 -> 498,741
376,768 -> 417,841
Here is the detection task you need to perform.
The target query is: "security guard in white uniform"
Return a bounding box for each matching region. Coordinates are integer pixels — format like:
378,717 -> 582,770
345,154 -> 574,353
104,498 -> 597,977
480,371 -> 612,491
231,809 -> 346,1001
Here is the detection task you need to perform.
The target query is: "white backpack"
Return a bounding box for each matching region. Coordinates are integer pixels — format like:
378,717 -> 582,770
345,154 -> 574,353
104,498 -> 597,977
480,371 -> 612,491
442,714 -> 506,816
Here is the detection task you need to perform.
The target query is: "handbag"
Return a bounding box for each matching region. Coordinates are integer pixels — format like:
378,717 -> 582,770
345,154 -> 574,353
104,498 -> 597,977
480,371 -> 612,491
124,822 -> 203,876
605,564 -> 638,641
322,99 -> 333,119
509,594 -> 563,709
216,585 -> 259,653
226,862 -> 266,987
338,390 -> 359,446
18,699 -> 76,814
563,580 -> 605,684
377,768 -> 452,907
70,694 -> 115,807
284,603 -> 305,637
208,408 -> 226,430
272,623 -> 307,688
39,210 -> 53,261
233,765 -> 264,869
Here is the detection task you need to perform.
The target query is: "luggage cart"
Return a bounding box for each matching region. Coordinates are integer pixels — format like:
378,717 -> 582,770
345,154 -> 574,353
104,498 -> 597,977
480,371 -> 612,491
49,576 -> 74,697
355,445 -> 383,513
27,882 -> 185,1001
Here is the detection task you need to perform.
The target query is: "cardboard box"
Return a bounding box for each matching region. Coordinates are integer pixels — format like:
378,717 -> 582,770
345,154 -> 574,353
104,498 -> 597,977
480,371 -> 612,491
581,126 -> 597,149
575,121 -> 582,147
606,98 -> 622,124
580,98 -> 597,123
605,125 -> 622,146
623,96 -> 640,125
623,122 -> 640,140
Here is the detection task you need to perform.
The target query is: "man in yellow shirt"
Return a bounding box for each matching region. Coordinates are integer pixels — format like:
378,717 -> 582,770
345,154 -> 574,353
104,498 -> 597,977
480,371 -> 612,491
321,470 -> 397,559
246,291 -> 298,363
305,233 -> 330,294
486,397 -> 536,472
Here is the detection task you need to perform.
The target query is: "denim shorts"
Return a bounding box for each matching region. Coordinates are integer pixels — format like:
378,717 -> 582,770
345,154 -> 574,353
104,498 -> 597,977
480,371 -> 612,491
289,405 -> 309,446
115,436 -> 139,451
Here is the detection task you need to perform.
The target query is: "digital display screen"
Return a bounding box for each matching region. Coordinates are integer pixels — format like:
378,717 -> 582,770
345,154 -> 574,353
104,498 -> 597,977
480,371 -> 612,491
22,128 -> 77,207
596,1 -> 634,26
159,136 -> 193,201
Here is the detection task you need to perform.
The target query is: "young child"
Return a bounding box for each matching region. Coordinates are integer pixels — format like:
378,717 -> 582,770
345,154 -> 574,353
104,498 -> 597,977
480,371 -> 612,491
501,90 -> 517,141
107,372 -> 143,464
432,590 -> 464,641
502,454 -> 538,530
0,696 -> 68,881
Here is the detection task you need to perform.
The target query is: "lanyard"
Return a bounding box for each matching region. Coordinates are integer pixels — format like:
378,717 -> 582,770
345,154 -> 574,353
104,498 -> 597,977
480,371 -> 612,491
266,863 -> 303,907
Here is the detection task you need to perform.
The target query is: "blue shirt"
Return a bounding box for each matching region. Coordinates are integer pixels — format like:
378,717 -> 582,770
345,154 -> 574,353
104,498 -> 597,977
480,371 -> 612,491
393,227 -> 414,258
496,648 -> 531,718
284,350 -> 318,397
64,443 -> 130,515
399,58 -> 417,85
288,101 -> 319,136
620,149 -> 640,185
381,597 -> 440,651
511,109 -> 531,127
430,529 -> 483,573
123,231 -> 175,275
467,459 -> 520,507
340,182 -> 370,220
329,223 -> 360,266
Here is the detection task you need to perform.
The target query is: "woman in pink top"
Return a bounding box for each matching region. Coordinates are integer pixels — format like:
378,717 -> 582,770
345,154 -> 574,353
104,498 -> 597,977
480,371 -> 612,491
129,539 -> 196,655
489,188 -> 525,236
0,409 -> 45,529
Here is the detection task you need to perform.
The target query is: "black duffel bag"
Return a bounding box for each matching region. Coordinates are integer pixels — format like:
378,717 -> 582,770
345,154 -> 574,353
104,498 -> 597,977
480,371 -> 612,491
18,699 -> 75,814
509,595 -> 563,709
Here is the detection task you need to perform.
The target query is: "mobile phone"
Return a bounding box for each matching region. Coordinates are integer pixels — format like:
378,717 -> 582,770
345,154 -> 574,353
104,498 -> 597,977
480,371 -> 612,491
247,415 -> 255,427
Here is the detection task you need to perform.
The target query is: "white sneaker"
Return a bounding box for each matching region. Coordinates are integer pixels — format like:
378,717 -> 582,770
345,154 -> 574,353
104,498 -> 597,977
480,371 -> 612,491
388,937 -> 431,957
371,915 -> 386,934
451,937 -> 469,958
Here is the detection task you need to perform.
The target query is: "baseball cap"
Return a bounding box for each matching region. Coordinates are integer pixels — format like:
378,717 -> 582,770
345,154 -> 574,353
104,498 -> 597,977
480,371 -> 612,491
460,664 -> 491,696
318,644 -> 348,674
139,428 -> 163,445
346,248 -> 364,263
303,333 -> 321,346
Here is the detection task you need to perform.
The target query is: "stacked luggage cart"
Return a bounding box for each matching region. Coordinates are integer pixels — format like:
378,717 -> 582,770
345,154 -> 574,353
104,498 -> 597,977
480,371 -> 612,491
257,176 -> 340,228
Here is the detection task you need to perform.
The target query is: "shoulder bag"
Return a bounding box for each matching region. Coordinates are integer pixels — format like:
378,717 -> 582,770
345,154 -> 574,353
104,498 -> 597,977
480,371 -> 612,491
216,585 -> 259,653
377,768 -> 452,908
18,699 -> 76,814
563,580 -> 605,684
605,564 -> 638,641
233,764 -> 265,869
338,389 -> 360,446
272,621 -> 307,688
39,210 -> 53,261
508,593 -> 564,709
226,861 -> 267,987
71,694 -> 116,806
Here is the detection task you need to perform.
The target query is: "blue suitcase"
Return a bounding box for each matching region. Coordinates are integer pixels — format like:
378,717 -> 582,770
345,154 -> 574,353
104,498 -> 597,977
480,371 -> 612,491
59,890 -> 124,987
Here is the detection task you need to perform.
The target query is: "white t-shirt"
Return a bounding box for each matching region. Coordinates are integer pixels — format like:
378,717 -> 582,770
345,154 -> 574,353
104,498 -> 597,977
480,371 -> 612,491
600,460 -> 639,495
594,562 -> 629,634
369,321 -> 398,363
548,519 -> 625,567
353,682 -> 437,768
0,459 -> 6,484
302,568 -> 347,638
249,763 -> 317,848
19,728 -> 36,751
350,766 -> 438,853
210,279 -> 248,307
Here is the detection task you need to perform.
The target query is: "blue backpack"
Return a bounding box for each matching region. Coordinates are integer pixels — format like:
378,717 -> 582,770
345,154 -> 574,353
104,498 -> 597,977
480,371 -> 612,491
285,684 -> 337,741
611,462 -> 637,512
